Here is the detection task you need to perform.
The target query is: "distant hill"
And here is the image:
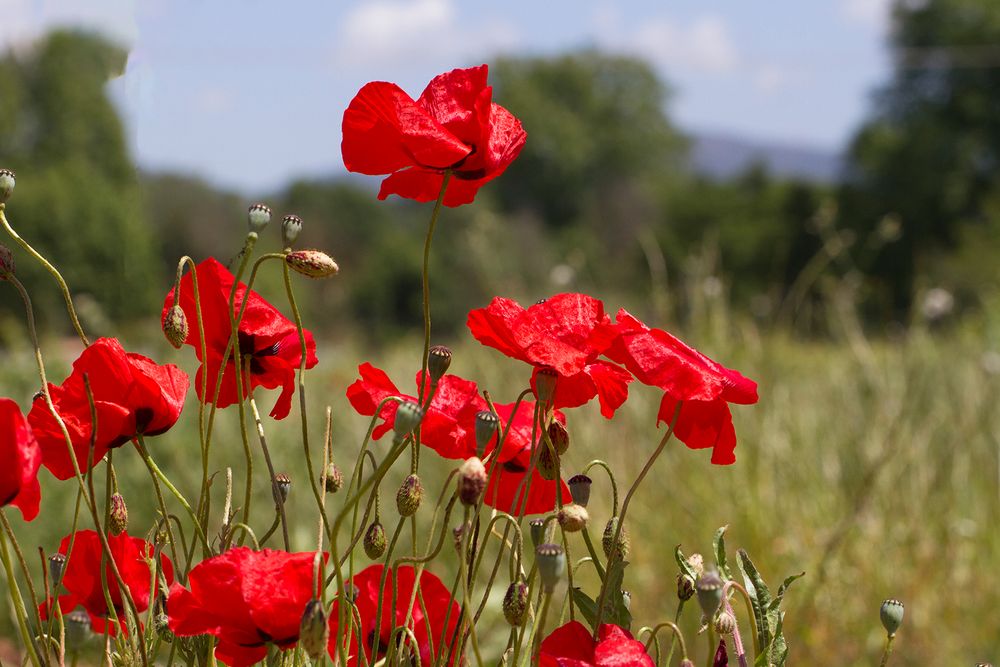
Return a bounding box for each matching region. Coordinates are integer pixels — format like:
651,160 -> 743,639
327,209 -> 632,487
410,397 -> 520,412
689,132 -> 844,183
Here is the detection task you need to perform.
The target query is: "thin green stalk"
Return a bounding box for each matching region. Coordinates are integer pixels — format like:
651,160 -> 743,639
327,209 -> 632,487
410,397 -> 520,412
134,436 -> 210,552
879,634 -> 896,667
417,171 -> 452,406
0,525 -> 42,667
248,396 -> 289,550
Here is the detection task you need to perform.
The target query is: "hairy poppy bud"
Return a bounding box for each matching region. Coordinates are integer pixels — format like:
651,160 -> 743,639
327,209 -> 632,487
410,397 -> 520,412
162,305 -> 188,349
154,611 -> 174,643
536,543 -> 566,593
364,521 -> 386,560
602,518 -> 630,560
0,244 -> 14,279
0,169 -> 14,203
567,474 -> 592,507
547,420 -> 569,455
880,598 -> 904,636
394,401 -> 423,443
537,442 -> 559,480
247,203 -> 271,232
677,573 -> 695,601
281,214 -> 303,248
502,580 -> 529,627
323,461 -> 343,493
696,571 -> 724,620
534,367 -> 558,403
273,473 -> 291,505
427,345 -> 452,383
457,457 -> 487,506
285,249 -> 339,278
48,553 -> 67,587
557,504 -> 588,533
109,493 -> 128,535
474,410 -> 499,458
714,610 -> 736,635
396,474 -> 423,516
529,518 -> 546,548
299,598 -> 328,660
65,609 -> 91,649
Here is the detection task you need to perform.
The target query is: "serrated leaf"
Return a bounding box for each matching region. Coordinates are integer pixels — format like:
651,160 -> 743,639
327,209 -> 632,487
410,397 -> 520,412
571,587 -> 598,630
768,571 -> 805,612
676,544 -> 698,580
736,549 -> 769,653
713,525 -> 733,580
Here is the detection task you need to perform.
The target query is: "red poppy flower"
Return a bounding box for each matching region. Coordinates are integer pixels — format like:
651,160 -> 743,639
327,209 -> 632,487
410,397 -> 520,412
40,530 -> 173,636
467,294 -> 633,418
163,257 -> 318,420
601,310 -> 758,464
28,337 -> 189,480
329,565 -> 461,666
342,64 -> 526,207
167,547 -> 322,667
539,620 -> 654,667
0,398 -> 42,521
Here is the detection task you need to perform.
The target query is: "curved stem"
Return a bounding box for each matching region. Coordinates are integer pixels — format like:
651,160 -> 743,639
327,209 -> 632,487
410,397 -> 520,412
417,171 -> 451,407
134,436 -> 211,552
583,459 -> 620,515
641,621 -> 688,661
724,580 -> 760,659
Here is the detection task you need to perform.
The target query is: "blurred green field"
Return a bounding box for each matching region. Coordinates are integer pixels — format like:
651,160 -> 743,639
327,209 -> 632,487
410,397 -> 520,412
1,299 -> 998,665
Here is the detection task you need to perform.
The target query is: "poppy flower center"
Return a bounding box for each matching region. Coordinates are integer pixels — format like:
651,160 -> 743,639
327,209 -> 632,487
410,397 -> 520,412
502,459 -> 527,473
237,332 -> 281,375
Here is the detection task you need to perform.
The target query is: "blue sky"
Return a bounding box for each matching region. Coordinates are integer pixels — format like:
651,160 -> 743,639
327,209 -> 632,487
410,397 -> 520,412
1,0 -> 893,193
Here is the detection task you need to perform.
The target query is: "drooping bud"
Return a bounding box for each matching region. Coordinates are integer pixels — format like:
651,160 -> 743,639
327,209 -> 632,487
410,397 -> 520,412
0,169 -> 14,203
299,598 -> 329,660
695,571 -> 725,620
162,305 -> 188,348
714,610 -> 736,635
109,493 -> 128,535
880,598 -> 904,636
535,543 -> 566,593
557,504 -> 589,533
547,420 -> 569,455
533,367 -> 558,403
393,401 -> 424,443
457,457 -> 487,506
396,474 -> 423,516
65,609 -> 91,650
567,474 -> 592,507
323,462 -> 343,493
285,249 -> 339,278
502,580 -> 529,626
48,553 -> 67,587
677,573 -> 695,601
281,214 -> 303,248
427,345 -> 452,383
529,518 -> 546,548
0,244 -> 14,280
247,203 -> 271,232
602,518 -> 630,560
363,521 -> 386,560
537,442 -> 559,481
474,410 -> 499,457
273,473 -> 291,505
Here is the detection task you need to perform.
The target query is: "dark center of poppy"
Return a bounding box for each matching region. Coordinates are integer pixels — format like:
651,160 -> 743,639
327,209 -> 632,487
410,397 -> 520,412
237,331 -> 281,375
367,629 -> 387,657
134,407 -> 154,433
502,459 -> 527,474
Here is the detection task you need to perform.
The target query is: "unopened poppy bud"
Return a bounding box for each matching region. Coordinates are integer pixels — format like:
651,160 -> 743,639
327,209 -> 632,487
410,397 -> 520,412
714,610 -> 736,635
880,598 -> 904,636
65,609 -> 91,649
536,543 -> 566,593
323,461 -> 343,493
568,474 -> 592,506
457,457 -> 487,506
393,401 -> 423,443
534,367 -> 558,403
0,244 -> 14,279
162,305 -> 188,349
0,169 -> 14,203
688,553 -> 705,577
502,580 -> 529,626
247,203 -> 271,232
154,612 -> 174,643
537,442 -> 559,480
452,521 -> 470,549
364,521 -> 386,560
109,493 -> 128,535
427,345 -> 452,383
396,474 -> 423,516
547,420 -> 569,455
273,473 -> 291,505
281,214 -> 303,247
529,518 -> 546,548
474,410 -> 499,457
48,553 -> 67,587
695,571 -> 724,620
677,573 -> 695,601
602,518 -> 630,560
285,249 -> 339,278
299,598 -> 329,660
557,504 -> 589,532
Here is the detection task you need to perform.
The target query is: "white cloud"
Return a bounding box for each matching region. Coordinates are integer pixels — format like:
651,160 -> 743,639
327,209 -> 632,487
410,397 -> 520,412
841,0 -> 893,32
603,14 -> 739,76
0,0 -> 137,52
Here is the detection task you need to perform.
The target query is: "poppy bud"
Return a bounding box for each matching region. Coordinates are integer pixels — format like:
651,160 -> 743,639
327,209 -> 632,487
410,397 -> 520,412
696,571 -> 724,620
537,442 -> 558,481
162,305 -> 188,349
567,474 -> 592,507
281,214 -> 303,248
396,474 -> 423,516
154,611 -> 174,643
299,598 -> 329,660
364,521 -> 386,560
247,203 -> 271,232
0,244 -> 14,280
452,520 -> 470,550
529,518 -> 546,548
602,518 -> 630,560
48,553 -> 67,587
323,461 -> 343,493
474,410 -> 499,458
0,169 -> 14,203
547,420 -> 569,455
457,457 -> 487,506
677,573 -> 695,601
680,660 -> 695,667
65,609 -> 91,649
714,610 -> 736,635
273,473 -> 291,505
534,367 -> 558,403
880,598 -> 904,636
109,493 -> 128,535
536,543 -> 566,593
285,249 -> 339,278
427,345 -> 452,383
557,504 -> 589,533
393,401 -> 423,443
502,580 -> 529,627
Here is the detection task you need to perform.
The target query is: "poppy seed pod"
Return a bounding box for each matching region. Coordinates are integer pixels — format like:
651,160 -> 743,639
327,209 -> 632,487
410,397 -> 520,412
285,249 -> 339,278
363,521 -> 387,560
534,368 -> 558,403
547,420 -> 569,455
48,553 -> 67,587
162,305 -> 188,349
557,504 -> 589,533
247,203 -> 271,232
529,518 -> 547,548
695,571 -> 725,620
474,410 -> 499,457
0,244 -> 14,279
109,493 -> 128,535
457,457 -> 487,506
281,214 -> 303,248
880,598 -> 904,636
0,169 -> 14,203
714,610 -> 736,635
602,518 -> 630,561
537,442 -> 559,481
567,474 -> 592,507
393,401 -> 423,443
323,461 -> 343,493
273,473 -> 291,504
427,345 -> 452,383
65,609 -> 91,649
536,543 -> 566,593
503,580 -> 529,626
299,598 -> 329,660
677,573 -> 695,601
396,474 -> 423,516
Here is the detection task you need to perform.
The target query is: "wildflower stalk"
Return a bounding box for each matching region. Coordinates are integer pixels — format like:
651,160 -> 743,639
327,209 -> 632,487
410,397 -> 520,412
417,171 -> 452,407
664,600 -> 686,665
0,510 -> 43,630
723,580 -> 761,659
879,635 -> 896,667
583,459 -> 620,516
641,621 -> 688,663
0,521 -> 42,667
134,435 -> 211,553
131,439 -> 181,572
248,396 -> 290,550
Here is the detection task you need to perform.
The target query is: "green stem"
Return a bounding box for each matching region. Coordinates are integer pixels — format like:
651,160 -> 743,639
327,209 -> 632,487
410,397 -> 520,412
134,436 -> 211,552
0,524 -> 42,667
879,634 -> 896,667
664,600 -> 686,665
417,171 -> 451,407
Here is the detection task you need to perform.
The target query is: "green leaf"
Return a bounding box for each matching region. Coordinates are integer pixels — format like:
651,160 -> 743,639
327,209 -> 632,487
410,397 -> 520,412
768,572 -> 805,613
602,559 -> 633,630
675,544 -> 698,580
571,587 -> 599,630
713,525 -> 733,580
736,548 -> 771,653
770,611 -> 788,666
